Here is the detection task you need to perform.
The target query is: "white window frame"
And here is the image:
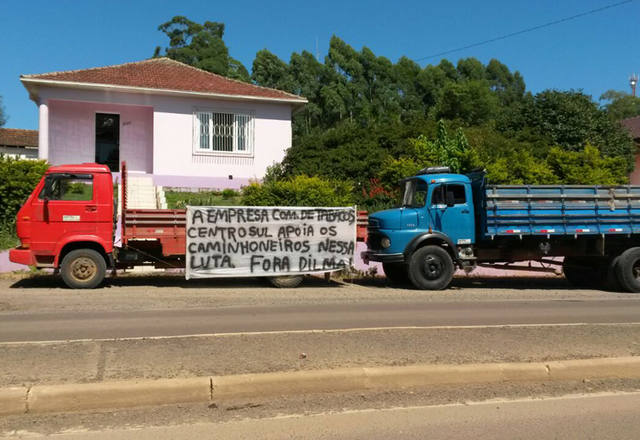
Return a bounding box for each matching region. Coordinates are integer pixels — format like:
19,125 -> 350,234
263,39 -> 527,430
193,108 -> 255,157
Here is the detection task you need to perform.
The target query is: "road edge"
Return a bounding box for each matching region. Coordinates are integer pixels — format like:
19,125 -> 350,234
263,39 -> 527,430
2,356 -> 639,416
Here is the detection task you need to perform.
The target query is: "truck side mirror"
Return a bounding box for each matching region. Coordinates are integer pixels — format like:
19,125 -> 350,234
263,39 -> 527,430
445,191 -> 455,207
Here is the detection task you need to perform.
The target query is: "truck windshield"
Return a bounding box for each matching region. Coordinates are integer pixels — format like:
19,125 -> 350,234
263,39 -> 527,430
402,179 -> 428,208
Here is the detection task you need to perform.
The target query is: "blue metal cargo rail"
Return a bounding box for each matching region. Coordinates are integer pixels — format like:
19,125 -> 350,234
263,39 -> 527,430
485,185 -> 640,238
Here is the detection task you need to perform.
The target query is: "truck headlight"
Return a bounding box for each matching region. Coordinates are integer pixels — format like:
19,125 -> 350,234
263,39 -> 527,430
380,237 -> 391,249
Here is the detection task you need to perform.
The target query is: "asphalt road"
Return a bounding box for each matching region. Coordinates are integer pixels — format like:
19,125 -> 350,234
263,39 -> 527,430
2,274 -> 640,342
21,392 -> 640,439
2,298 -> 640,342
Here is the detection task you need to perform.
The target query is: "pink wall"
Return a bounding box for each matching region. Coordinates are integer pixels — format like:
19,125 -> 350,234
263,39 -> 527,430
38,88 -> 294,187
47,99 -> 153,173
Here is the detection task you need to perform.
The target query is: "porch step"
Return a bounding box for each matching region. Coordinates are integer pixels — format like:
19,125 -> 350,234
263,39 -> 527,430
122,175 -> 168,210
126,176 -> 159,210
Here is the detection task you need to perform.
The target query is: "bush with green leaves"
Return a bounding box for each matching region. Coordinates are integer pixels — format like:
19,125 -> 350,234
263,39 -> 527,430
0,156 -> 49,224
378,120 -> 480,190
241,175 -> 353,207
221,188 -> 237,199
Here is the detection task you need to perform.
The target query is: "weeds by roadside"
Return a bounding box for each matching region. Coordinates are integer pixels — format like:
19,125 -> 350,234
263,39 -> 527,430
0,220 -> 18,251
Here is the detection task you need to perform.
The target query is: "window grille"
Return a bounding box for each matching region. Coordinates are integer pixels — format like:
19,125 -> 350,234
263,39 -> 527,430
195,111 -> 254,155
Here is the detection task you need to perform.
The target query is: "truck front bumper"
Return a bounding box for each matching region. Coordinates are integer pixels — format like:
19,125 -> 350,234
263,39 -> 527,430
361,251 -> 404,265
9,247 -> 36,266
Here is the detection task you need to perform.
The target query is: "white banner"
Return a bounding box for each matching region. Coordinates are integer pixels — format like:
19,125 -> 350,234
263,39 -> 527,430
185,206 -> 357,279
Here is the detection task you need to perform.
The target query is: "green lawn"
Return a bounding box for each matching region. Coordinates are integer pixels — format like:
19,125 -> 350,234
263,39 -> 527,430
165,191 -> 242,209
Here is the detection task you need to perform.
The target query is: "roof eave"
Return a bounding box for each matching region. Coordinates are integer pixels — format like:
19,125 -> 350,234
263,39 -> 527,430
20,77 -> 308,107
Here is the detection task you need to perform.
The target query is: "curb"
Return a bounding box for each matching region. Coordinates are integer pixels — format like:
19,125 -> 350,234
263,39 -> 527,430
2,356 -> 640,416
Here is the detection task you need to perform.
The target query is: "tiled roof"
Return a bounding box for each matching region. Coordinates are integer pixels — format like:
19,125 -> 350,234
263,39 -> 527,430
622,116 -> 640,139
22,58 -> 306,103
0,128 -> 38,147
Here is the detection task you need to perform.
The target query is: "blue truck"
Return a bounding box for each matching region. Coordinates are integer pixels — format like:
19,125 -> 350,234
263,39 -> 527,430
362,166 -> 640,292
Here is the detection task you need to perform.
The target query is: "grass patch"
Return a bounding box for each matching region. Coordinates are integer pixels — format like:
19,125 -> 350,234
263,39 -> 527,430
165,190 -> 242,209
0,220 -> 18,251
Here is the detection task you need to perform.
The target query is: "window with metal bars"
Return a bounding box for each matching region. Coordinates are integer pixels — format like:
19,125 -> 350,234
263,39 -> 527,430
194,111 -> 254,154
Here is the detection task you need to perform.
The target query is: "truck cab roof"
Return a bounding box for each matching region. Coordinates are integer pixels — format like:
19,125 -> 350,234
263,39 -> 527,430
46,163 -> 112,174
409,173 -> 471,184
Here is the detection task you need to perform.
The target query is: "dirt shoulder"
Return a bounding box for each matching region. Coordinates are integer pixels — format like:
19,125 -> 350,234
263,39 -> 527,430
1,275 -> 639,315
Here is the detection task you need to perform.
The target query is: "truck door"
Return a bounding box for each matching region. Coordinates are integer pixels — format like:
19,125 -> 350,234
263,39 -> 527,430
30,173 -> 97,254
430,183 -> 475,245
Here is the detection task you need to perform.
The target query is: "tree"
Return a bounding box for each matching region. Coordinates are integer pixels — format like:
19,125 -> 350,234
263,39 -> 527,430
379,121 -> 480,189
251,49 -> 294,92
600,90 -> 640,121
501,90 -> 634,160
435,80 -> 498,125
154,16 -> 250,81
0,96 -> 6,127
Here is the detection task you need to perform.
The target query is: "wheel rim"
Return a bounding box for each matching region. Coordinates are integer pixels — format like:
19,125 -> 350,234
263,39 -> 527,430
70,257 -> 97,282
632,259 -> 640,281
422,254 -> 443,280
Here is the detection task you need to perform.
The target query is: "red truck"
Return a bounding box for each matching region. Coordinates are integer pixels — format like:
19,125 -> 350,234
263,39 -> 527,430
11,162 -> 368,289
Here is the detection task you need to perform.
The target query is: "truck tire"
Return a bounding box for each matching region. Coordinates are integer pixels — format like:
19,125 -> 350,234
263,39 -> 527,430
562,257 -> 603,288
60,249 -> 106,289
382,263 -> 408,285
268,275 -> 304,288
615,248 -> 640,293
407,245 -> 454,290
603,256 -> 623,292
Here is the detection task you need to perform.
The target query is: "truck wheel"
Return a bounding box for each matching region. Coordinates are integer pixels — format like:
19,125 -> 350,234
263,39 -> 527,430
268,275 -> 304,288
562,257 -> 603,288
615,248 -> 640,293
602,256 -> 623,292
60,249 -> 106,289
407,245 -> 454,290
382,263 -> 408,285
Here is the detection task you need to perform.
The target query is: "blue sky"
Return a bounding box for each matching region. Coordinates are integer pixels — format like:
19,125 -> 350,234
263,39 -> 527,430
1,0 -> 638,129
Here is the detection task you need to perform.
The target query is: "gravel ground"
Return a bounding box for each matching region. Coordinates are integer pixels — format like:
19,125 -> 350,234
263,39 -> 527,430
0,274 -> 638,315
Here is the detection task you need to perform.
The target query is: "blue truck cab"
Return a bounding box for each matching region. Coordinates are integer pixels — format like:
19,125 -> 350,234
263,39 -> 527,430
363,166 -> 640,293
363,167 -> 476,290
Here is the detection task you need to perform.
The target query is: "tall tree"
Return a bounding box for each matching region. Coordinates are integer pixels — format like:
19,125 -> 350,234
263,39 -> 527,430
0,96 -> 6,128
600,90 -> 640,121
154,16 -> 250,82
251,49 -> 294,92
502,90 -> 633,159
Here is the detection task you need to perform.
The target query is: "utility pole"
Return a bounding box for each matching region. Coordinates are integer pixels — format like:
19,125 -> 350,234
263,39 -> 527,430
631,74 -> 638,97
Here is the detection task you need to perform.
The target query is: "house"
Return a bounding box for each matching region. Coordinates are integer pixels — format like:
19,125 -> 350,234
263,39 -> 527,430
622,116 -> 640,184
20,58 -> 307,189
0,128 -> 38,159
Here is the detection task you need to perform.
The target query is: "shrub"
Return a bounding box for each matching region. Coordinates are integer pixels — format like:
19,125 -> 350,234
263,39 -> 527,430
0,219 -> 18,250
221,188 -> 237,199
0,156 -> 49,224
241,175 -> 353,207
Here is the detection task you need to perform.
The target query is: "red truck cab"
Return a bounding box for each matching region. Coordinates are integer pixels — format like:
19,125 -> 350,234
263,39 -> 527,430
10,163 -> 114,288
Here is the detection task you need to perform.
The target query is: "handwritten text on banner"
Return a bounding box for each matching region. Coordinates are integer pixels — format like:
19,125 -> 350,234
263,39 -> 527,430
186,206 -> 356,279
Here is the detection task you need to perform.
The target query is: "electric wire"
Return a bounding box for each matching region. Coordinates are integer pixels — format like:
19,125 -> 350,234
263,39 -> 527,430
414,0 -> 635,62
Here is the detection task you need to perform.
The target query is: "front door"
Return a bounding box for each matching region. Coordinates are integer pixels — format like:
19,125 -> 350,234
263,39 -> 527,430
430,183 -> 475,245
95,113 -> 119,172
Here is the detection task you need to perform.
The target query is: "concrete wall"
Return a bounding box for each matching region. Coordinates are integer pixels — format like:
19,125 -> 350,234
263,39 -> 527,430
37,87 -> 293,187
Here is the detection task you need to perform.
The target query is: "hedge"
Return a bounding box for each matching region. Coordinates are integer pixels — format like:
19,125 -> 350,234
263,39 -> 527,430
241,175 -> 353,207
0,156 -> 49,224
